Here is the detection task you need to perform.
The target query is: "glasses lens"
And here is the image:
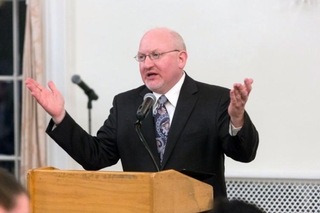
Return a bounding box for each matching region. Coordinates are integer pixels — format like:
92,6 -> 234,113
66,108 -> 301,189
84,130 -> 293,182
151,52 -> 160,60
135,54 -> 145,62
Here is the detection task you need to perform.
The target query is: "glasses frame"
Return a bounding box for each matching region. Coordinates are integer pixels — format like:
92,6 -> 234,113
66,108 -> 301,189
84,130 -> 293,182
134,49 -> 180,62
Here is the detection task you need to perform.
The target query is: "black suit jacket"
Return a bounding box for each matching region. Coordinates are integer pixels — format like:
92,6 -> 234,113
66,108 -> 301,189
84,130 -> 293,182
47,74 -> 259,198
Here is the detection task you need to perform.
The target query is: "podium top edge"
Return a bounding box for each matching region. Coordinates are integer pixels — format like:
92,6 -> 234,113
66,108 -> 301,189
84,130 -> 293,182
27,167 -> 180,175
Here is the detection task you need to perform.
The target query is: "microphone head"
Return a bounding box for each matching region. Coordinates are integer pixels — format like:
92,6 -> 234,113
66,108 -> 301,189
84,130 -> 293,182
136,93 -> 156,121
144,93 -> 156,103
71,74 -> 81,84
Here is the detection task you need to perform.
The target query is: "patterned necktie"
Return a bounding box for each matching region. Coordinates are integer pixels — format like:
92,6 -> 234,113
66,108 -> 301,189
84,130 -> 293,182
153,95 -> 171,164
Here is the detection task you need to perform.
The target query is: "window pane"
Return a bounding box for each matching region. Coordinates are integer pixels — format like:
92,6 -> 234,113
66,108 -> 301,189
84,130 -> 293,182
0,1 -> 14,76
0,81 -> 14,155
18,1 -> 26,75
0,161 -> 15,174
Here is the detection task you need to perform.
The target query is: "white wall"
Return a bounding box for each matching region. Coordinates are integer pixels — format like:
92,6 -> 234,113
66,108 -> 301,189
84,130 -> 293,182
45,0 -> 320,178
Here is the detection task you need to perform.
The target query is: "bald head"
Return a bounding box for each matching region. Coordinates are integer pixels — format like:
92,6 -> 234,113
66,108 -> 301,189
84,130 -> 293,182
139,27 -> 186,52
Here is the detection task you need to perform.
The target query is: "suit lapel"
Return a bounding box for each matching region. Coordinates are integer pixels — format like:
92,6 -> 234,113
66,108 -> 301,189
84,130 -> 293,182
161,75 -> 198,168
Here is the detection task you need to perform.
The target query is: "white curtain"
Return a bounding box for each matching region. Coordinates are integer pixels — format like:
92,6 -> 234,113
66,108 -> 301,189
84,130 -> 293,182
20,0 -> 46,185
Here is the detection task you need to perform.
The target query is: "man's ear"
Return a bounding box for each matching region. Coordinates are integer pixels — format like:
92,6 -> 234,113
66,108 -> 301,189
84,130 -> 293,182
178,50 -> 188,69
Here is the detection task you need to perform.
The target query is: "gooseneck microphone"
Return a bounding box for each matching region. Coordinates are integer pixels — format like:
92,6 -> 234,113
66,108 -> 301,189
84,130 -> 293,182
136,93 -> 156,121
71,74 -> 98,100
135,93 -> 160,171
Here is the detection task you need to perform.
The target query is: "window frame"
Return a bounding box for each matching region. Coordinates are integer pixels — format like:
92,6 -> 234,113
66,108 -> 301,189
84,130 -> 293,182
0,0 -> 26,178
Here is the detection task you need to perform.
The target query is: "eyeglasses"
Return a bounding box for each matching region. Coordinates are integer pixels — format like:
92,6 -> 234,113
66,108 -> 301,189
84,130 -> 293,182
134,50 -> 180,62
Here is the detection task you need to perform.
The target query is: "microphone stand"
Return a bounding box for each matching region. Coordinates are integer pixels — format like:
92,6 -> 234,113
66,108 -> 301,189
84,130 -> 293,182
134,120 -> 160,172
87,99 -> 93,135
85,89 -> 97,135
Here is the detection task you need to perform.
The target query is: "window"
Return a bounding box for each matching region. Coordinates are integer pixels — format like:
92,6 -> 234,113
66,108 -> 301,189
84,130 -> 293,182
0,0 -> 26,178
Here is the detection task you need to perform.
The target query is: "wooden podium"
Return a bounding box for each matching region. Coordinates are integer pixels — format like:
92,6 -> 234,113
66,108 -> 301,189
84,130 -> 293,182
27,167 -> 213,213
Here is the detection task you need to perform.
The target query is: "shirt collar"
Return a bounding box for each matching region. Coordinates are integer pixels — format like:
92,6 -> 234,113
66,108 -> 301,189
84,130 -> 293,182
153,72 -> 185,107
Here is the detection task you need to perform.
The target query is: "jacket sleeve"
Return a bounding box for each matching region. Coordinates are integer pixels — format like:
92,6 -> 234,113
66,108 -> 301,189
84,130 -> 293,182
46,111 -> 120,170
217,90 -> 259,162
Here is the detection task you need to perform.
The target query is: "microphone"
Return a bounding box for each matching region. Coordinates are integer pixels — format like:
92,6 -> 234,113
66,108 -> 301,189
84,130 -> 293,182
135,92 -> 159,171
136,93 -> 156,121
71,74 -> 98,100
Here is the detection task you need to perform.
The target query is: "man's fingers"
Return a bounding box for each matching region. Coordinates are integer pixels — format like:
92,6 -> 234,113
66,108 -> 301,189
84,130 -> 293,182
245,78 -> 254,85
230,90 -> 237,103
25,78 -> 45,93
244,78 -> 253,95
232,84 -> 246,100
47,81 -> 57,93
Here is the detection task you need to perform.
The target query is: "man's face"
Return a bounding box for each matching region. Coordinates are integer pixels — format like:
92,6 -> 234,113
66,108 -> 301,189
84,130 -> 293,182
137,30 -> 187,94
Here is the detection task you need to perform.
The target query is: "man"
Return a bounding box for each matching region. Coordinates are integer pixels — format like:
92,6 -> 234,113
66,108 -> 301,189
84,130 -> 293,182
25,27 -> 259,199
0,168 -> 30,213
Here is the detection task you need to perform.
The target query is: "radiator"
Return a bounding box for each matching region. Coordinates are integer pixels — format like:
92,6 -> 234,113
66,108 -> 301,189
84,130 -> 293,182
226,178 -> 320,213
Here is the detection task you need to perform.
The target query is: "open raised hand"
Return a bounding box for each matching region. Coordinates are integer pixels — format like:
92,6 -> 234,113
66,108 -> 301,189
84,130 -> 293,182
25,78 -> 66,124
228,78 -> 254,127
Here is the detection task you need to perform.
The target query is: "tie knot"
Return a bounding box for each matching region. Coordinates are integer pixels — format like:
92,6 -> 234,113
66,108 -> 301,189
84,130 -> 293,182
158,95 -> 167,105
